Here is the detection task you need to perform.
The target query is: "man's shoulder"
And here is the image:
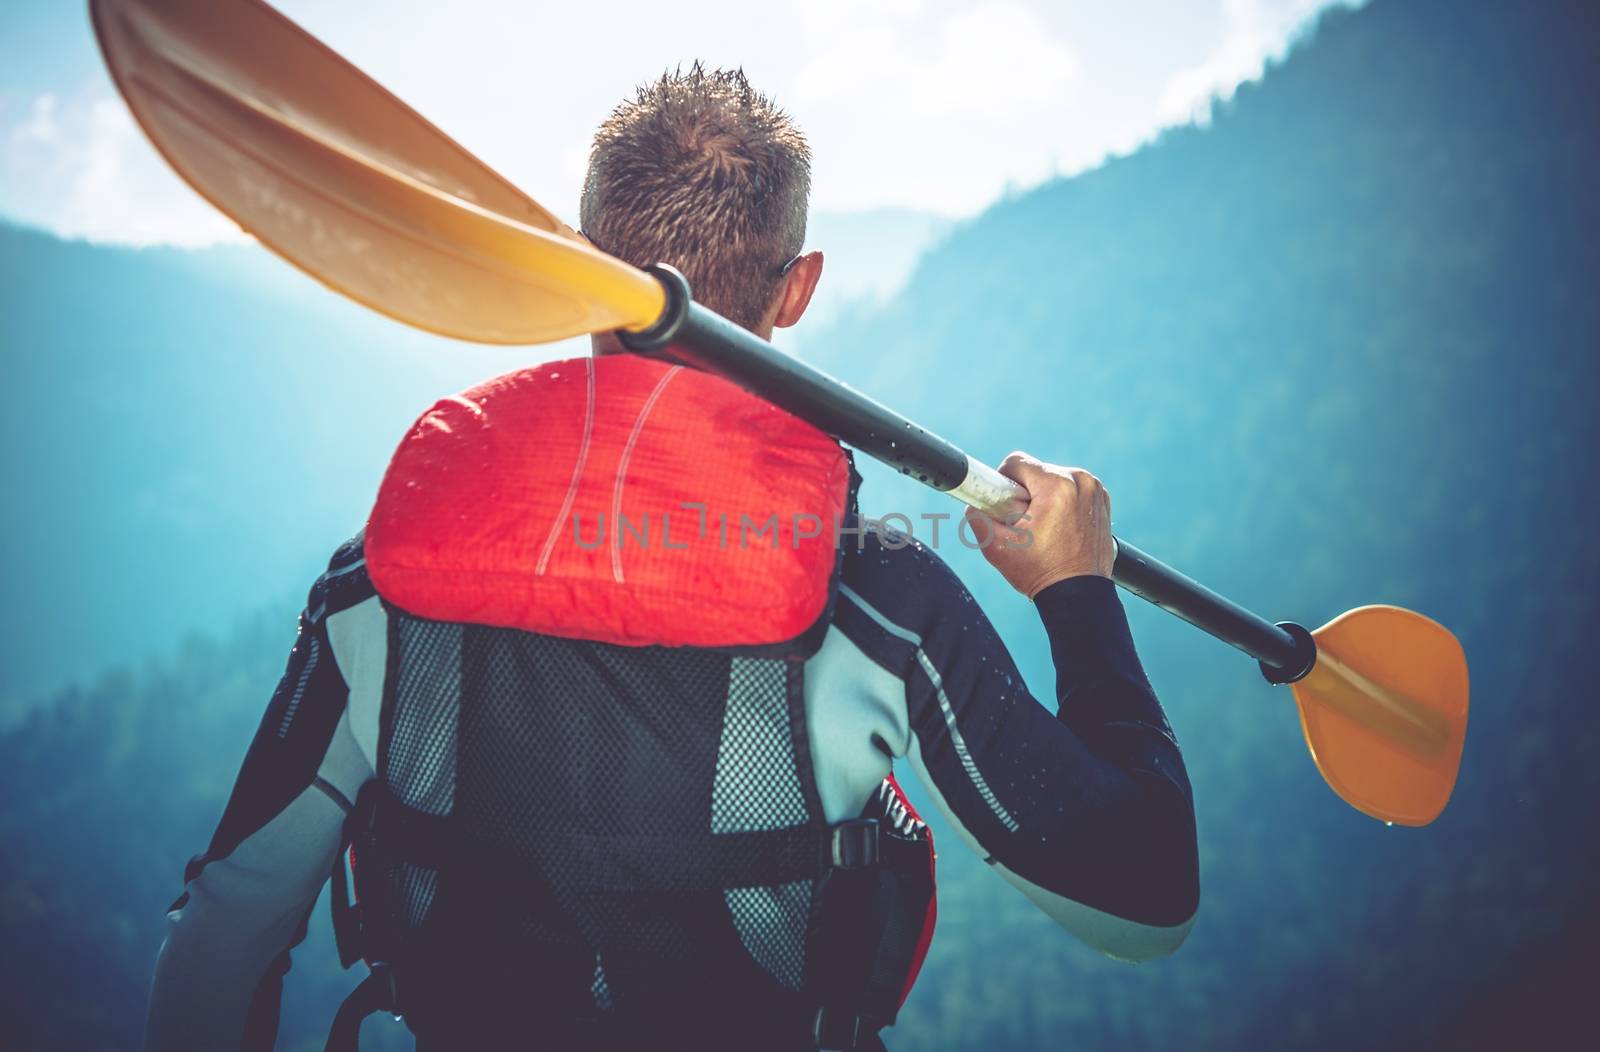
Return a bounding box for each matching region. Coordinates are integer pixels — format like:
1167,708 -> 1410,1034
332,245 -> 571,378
837,515 -> 980,640
304,531 -> 375,625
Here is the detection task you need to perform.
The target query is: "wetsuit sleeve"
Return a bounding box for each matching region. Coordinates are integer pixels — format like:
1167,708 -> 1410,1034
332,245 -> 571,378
143,538 -> 379,1051
829,527 -> 1199,961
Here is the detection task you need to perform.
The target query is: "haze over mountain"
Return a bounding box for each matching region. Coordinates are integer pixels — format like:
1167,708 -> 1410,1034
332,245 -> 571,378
0,207 -> 949,713
2,0 -> 1597,1049
792,1 -> 1599,1045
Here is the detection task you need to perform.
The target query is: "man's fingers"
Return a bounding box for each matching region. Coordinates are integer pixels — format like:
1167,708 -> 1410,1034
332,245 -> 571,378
1001,454 -> 1112,514
994,455 -> 1109,524
1068,467 -> 1103,493
999,451 -> 1072,495
960,505 -> 1024,543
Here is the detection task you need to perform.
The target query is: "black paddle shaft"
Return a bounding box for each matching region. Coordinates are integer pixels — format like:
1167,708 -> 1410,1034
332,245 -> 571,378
620,265 -> 1317,683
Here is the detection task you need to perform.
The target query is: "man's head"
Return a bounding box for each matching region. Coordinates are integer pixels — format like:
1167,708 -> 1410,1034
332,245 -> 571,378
581,64 -> 822,341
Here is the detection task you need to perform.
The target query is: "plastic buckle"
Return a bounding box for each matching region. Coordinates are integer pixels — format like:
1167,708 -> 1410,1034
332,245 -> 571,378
369,960 -> 401,1020
829,818 -> 880,870
814,1006 -> 865,1050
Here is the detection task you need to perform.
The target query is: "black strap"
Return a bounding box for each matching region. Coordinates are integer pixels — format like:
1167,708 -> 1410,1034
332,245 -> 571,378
815,1004 -> 891,1051
328,843 -> 362,969
329,783 -> 383,970
323,968 -> 395,1052
856,832 -> 935,1026
327,783 -> 912,1050
811,822 -> 933,1049
370,787 -> 850,891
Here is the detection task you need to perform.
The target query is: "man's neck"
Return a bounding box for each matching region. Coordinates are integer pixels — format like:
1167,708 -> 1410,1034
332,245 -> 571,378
591,332 -> 628,357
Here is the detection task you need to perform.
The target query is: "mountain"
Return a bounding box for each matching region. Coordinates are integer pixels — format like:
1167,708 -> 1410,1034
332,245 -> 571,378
0,225 -> 538,714
800,208 -> 956,325
3,0 -> 1598,1048
790,0 -> 1600,1048
0,207 -> 944,716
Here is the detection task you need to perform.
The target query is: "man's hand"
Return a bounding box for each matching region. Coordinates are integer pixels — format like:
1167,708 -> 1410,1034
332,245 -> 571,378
965,452 -> 1116,598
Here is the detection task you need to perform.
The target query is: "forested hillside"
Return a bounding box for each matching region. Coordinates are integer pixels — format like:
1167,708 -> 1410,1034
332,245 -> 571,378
3,0 -> 1597,1048
802,0 -> 1599,1047
0,208 -> 945,716
0,225 -> 535,712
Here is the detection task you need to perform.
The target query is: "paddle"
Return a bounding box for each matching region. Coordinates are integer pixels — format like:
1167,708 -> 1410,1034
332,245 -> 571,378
91,0 -> 1468,826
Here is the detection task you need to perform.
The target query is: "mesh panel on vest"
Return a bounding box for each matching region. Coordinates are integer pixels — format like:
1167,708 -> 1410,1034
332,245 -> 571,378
714,658 -> 814,991
394,862 -> 439,931
368,609 -> 828,1039
388,619 -> 460,816
728,880 -> 811,991
714,658 -> 810,832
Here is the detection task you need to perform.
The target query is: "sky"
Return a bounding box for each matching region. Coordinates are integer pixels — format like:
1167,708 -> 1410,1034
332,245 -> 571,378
0,0 -> 1357,247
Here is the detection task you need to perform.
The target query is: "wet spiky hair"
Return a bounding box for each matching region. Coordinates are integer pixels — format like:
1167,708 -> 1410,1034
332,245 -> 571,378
580,63 -> 811,329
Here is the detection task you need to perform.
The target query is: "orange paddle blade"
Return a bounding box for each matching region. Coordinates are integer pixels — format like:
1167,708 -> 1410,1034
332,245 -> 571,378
90,0 -> 665,343
1291,606 -> 1469,826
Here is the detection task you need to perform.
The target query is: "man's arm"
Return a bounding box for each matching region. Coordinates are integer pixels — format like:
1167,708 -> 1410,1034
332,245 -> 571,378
830,456 -> 1198,961
144,539 -> 378,1051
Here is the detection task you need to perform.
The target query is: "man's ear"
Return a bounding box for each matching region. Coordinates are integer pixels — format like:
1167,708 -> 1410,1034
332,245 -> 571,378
773,251 -> 824,329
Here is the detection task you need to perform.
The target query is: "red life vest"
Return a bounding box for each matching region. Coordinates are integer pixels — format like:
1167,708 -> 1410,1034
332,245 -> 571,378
329,355 -> 935,1051
367,354 -> 853,649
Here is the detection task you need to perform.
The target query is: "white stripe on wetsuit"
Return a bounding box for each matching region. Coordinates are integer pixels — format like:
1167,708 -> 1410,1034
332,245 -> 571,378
838,582 -> 1021,833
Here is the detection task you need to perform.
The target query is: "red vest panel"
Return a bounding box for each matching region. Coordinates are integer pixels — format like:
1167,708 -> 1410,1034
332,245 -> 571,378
366,355 -> 851,648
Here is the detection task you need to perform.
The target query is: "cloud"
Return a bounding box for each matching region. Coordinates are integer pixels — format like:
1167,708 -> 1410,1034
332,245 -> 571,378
11,93 -> 59,145
1161,0 -> 1359,124
0,0 -> 1354,243
1,90 -> 247,246
793,1 -> 1077,120
789,0 -> 1080,214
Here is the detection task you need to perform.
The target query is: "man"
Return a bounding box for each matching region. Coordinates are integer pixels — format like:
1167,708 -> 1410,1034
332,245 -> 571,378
144,66 -> 1198,1051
